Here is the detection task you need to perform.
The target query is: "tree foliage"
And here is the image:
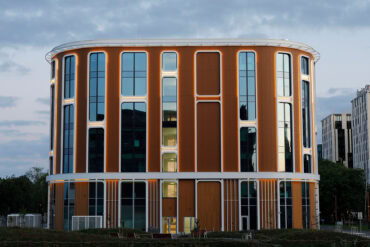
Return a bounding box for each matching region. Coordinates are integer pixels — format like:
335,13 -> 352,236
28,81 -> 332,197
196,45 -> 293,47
0,167 -> 48,216
319,159 -> 365,223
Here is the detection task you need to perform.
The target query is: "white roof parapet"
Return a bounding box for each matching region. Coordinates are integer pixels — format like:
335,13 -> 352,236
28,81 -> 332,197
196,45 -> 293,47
45,38 -> 320,63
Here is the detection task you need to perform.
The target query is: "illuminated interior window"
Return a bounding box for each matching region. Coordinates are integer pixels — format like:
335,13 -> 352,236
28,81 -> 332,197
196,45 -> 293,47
162,181 -> 177,198
184,217 -> 195,234
162,77 -> 177,146
162,153 -> 177,172
163,217 -> 176,234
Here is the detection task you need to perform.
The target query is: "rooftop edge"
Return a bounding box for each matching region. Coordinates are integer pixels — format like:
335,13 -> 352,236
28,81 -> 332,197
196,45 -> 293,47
45,38 -> 320,63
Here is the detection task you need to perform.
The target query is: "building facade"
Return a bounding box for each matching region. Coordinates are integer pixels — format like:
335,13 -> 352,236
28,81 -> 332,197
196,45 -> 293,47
321,113 -> 353,168
352,85 -> 370,183
46,39 -> 320,232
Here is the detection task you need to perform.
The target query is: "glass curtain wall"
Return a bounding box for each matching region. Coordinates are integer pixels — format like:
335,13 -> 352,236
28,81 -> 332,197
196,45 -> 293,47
240,127 -> 257,172
64,182 -> 75,231
279,181 -> 292,229
278,103 -> 293,172
88,128 -> 104,172
63,105 -> 74,173
240,181 -> 258,230
239,52 -> 256,120
302,182 -> 310,229
89,52 -> 105,121
122,52 -> 147,96
64,55 -> 75,99
88,182 -> 104,216
120,182 -> 146,230
121,103 -> 146,172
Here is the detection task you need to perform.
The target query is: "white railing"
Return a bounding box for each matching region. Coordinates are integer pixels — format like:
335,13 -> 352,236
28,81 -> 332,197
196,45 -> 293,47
71,216 -> 103,231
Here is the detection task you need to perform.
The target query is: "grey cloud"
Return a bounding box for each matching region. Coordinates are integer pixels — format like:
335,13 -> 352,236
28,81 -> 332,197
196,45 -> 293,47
36,97 -> 49,105
0,51 -> 30,74
0,120 -> 46,127
0,96 -> 18,108
0,0 -> 369,47
36,110 -> 49,115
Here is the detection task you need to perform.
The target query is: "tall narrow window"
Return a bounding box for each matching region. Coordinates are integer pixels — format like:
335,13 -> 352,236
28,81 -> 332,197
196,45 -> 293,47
162,181 -> 177,198
89,52 -> 105,121
122,52 -> 147,96
278,103 -> 293,172
239,52 -> 256,120
162,153 -> 177,172
240,181 -> 257,230
50,85 -> 55,150
240,127 -> 257,172
162,52 -> 177,71
51,60 -> 56,79
162,77 -> 177,146
302,182 -> 310,229
279,181 -> 292,229
301,57 -> 309,75
120,182 -> 146,230
64,182 -> 75,231
63,105 -> 74,173
89,182 -> 104,216
163,217 -> 177,234
304,154 -> 312,173
64,56 -> 75,99
50,184 -> 56,229
88,128 -> 104,173
276,53 -> 291,97
49,157 -> 53,175
302,81 -> 311,148
121,102 -> 146,172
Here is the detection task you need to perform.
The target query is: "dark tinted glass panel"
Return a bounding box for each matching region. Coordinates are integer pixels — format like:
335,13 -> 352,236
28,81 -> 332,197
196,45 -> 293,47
89,52 -> 105,121
277,53 -> 291,97
64,56 -> 75,99
88,128 -> 104,173
122,52 -> 147,96
240,127 -> 257,172
280,181 -> 292,229
278,103 -> 293,172
63,105 -> 74,173
64,183 -> 75,231
50,85 -> 55,150
301,57 -> 309,75
162,52 -> 177,71
121,103 -> 146,172
239,52 -> 256,120
162,77 -> 177,146
121,182 -> 146,230
240,181 -> 257,230
51,60 -> 56,79
302,81 -> 311,148
304,154 -> 311,173
89,182 -> 104,216
49,157 -> 53,175
302,182 -> 310,229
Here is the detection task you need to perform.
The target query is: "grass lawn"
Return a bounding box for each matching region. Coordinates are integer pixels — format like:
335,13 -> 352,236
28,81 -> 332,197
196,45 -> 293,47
0,227 -> 369,246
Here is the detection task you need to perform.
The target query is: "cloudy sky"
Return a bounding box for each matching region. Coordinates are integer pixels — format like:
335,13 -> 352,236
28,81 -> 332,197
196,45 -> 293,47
0,0 -> 369,177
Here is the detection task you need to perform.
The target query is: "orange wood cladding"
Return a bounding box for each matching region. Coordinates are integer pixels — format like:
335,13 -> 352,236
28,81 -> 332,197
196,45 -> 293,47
224,179 -> 239,231
106,180 -> 119,228
197,181 -> 221,231
55,183 -> 64,230
196,52 -> 220,95
259,179 -> 277,229
178,180 -> 195,232
197,102 -> 221,172
292,181 -> 303,228
178,47 -> 195,172
148,180 -> 160,230
51,46 -> 315,175
162,198 -> 177,217
74,182 -> 88,216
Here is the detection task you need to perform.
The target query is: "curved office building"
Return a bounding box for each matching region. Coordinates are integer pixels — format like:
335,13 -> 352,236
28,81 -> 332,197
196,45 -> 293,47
46,39 -> 320,232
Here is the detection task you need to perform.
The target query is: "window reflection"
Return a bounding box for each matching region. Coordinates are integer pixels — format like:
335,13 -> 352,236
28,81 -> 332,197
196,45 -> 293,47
276,53 -> 291,97
88,182 -> 104,216
302,182 -> 310,229
302,81 -> 311,148
240,127 -> 257,172
89,52 -> 105,121
122,52 -> 147,96
120,182 -> 146,230
304,154 -> 311,173
64,56 -> 75,99
240,181 -> 257,230
278,103 -> 293,172
162,52 -> 177,71
239,52 -> 256,120
280,181 -> 292,229
301,57 -> 309,75
63,105 -> 74,174
162,77 -> 177,146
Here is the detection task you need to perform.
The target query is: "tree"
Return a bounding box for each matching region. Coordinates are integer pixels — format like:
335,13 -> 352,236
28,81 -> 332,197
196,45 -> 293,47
319,159 -> 365,224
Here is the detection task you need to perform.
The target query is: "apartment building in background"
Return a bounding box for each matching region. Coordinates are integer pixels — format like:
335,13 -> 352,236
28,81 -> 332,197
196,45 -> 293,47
321,113 -> 353,168
352,85 -> 370,183
46,39 -> 320,233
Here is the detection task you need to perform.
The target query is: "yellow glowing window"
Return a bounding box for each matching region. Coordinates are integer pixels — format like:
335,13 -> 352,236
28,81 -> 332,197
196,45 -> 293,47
162,153 -> 177,172
162,181 -> 177,198
163,217 -> 176,234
